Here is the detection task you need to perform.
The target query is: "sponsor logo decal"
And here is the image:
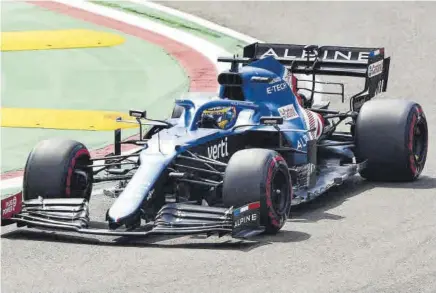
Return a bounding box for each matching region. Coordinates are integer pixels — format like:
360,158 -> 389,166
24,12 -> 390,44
233,201 -> 260,228
374,80 -> 385,96
297,133 -> 310,150
207,137 -> 229,160
250,76 -> 271,83
1,192 -> 22,219
370,49 -> 383,57
261,48 -> 370,61
269,77 -> 282,84
234,213 -> 258,228
203,106 -> 232,116
368,60 -> 383,77
234,201 -> 261,216
306,163 -> 317,186
308,163 -> 316,175
278,104 -> 299,120
352,95 -> 371,110
267,82 -> 287,94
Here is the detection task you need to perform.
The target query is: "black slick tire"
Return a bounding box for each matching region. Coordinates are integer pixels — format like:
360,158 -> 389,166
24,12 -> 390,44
355,99 -> 428,182
222,148 -> 292,234
23,138 -> 93,201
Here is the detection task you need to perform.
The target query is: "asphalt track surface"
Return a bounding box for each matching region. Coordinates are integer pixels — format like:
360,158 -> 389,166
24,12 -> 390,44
2,2 -> 436,293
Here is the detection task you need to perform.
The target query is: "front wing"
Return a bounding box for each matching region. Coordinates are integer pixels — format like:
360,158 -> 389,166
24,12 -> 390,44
1,193 -> 265,239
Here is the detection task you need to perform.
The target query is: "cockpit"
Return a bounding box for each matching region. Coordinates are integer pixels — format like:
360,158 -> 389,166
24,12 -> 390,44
197,105 -> 238,130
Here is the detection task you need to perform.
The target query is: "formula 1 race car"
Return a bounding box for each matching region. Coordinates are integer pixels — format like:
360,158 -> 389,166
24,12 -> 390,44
1,43 -> 428,240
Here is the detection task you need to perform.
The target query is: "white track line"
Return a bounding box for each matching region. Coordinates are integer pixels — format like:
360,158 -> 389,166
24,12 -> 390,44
130,0 -> 260,44
1,177 -> 23,192
56,0 -> 231,73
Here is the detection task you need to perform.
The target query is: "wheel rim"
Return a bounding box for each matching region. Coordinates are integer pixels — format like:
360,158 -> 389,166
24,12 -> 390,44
271,169 -> 289,215
71,156 -> 93,199
412,118 -> 428,169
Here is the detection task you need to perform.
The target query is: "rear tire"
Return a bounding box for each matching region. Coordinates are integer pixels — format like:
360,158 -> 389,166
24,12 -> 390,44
222,149 -> 292,234
23,139 -> 93,201
355,99 -> 428,181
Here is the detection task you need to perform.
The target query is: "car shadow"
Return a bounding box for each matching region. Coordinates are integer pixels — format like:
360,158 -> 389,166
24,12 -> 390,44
374,175 -> 436,190
1,228 -> 310,252
289,176 -> 370,223
117,229 -> 310,252
240,230 -> 311,250
288,175 -> 436,224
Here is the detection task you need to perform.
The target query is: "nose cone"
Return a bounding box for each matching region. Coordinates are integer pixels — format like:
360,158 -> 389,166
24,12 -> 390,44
106,150 -> 176,227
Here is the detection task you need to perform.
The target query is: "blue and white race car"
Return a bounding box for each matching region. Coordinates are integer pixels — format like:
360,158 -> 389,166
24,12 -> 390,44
1,43 -> 428,239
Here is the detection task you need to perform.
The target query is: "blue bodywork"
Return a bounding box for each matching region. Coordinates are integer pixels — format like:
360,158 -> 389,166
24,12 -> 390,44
107,57 -> 314,225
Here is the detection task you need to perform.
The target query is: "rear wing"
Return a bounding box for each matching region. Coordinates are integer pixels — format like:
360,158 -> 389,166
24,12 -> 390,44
222,42 -> 391,111
244,43 -> 386,71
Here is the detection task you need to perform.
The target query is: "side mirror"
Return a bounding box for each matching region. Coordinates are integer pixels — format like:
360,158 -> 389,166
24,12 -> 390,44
260,116 -> 283,126
129,110 -> 147,119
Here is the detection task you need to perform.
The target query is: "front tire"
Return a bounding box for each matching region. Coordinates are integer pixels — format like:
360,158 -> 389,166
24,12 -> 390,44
222,149 -> 292,234
355,99 -> 428,181
23,138 -> 93,201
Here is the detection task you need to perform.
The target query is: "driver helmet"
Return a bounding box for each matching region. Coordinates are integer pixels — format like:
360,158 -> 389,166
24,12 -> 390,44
201,106 -> 237,130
